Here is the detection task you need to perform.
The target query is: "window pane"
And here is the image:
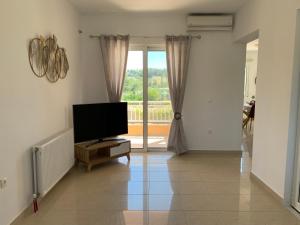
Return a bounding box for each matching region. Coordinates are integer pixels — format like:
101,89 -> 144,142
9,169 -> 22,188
122,51 -> 144,149
147,51 -> 171,149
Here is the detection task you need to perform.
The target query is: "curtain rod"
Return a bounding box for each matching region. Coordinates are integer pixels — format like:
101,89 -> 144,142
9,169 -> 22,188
89,34 -> 202,39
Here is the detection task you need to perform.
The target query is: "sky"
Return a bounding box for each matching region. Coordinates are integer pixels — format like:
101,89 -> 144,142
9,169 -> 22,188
126,51 -> 167,70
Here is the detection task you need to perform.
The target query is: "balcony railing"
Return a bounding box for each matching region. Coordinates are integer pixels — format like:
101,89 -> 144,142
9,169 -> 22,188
126,101 -> 173,123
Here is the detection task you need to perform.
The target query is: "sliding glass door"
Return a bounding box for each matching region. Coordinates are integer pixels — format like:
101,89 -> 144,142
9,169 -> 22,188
121,48 -> 171,151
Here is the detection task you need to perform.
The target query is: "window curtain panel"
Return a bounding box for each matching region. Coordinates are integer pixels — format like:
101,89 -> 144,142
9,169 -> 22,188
99,35 -> 129,102
166,35 -> 192,154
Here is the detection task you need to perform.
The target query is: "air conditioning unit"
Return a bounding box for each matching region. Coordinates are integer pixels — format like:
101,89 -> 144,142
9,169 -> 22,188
186,15 -> 234,31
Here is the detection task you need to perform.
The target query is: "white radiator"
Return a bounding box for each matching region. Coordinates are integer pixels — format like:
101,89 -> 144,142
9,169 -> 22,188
32,129 -> 74,199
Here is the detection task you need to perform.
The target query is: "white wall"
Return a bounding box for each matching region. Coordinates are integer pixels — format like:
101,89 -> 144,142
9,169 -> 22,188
184,32 -> 245,150
80,13 -> 246,151
0,1 -> 82,224
234,0 -> 300,199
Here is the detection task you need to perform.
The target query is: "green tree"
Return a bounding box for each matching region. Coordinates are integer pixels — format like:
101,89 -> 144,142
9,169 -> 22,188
122,68 -> 170,101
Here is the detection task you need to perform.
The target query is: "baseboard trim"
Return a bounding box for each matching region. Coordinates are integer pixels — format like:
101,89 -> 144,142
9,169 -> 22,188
250,172 -> 284,204
10,166 -> 75,225
10,203 -> 34,225
186,150 -> 242,156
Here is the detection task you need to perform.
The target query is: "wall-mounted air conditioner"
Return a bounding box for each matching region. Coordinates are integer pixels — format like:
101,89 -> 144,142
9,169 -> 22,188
186,15 -> 234,31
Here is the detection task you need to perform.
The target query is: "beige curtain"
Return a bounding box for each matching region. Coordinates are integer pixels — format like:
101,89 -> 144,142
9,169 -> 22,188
166,35 -> 192,154
99,35 -> 129,102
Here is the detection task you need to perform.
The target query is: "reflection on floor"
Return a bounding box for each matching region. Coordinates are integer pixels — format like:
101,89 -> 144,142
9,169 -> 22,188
13,152 -> 300,225
124,136 -> 168,149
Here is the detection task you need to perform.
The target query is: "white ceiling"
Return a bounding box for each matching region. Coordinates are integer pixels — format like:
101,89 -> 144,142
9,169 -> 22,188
68,0 -> 248,14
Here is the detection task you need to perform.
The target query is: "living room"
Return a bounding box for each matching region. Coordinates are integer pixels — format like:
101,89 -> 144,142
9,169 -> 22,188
1,0 -> 300,225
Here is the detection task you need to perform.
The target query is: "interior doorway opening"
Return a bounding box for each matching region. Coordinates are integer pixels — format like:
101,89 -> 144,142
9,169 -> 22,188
242,39 -> 259,157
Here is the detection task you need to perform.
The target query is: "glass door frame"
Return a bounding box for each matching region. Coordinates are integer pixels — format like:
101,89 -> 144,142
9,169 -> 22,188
129,44 -> 167,152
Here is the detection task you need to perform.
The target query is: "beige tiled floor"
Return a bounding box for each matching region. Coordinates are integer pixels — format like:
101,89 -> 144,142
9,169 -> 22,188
14,152 -> 300,225
123,136 -> 168,149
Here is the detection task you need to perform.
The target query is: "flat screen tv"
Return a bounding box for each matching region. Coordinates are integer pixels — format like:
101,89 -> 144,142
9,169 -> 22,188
72,102 -> 128,143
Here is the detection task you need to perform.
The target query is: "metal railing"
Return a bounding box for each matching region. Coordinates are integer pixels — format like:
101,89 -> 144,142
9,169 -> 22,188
126,101 -> 173,123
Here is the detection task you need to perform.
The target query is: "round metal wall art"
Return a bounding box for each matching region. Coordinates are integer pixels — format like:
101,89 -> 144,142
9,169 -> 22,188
28,35 -> 69,83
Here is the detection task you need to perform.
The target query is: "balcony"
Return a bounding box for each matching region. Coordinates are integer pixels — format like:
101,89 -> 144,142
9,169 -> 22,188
124,101 -> 172,149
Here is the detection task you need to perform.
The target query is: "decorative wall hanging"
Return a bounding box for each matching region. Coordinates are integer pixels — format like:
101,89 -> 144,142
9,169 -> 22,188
28,35 -> 69,83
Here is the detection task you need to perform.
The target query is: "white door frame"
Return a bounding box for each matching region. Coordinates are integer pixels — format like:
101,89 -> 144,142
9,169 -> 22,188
143,46 -> 149,152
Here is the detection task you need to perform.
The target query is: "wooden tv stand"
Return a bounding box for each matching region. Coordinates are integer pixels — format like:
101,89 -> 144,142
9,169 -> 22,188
75,139 -> 131,171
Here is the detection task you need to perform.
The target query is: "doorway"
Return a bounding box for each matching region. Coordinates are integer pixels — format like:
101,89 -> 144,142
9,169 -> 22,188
242,39 -> 259,156
121,48 -> 171,151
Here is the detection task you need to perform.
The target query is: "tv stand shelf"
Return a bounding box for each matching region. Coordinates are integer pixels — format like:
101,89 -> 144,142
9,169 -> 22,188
75,139 -> 131,171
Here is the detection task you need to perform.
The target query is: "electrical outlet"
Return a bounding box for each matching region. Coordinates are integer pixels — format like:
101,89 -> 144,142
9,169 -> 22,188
0,178 -> 7,189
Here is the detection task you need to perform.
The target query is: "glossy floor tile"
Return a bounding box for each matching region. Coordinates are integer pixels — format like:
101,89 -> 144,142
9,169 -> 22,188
13,152 -> 300,225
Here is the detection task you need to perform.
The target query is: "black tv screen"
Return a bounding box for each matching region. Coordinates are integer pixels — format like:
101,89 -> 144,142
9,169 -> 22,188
72,102 -> 128,143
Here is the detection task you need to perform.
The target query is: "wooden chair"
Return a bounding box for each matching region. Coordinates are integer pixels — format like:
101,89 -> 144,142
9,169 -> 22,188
243,102 -> 255,130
